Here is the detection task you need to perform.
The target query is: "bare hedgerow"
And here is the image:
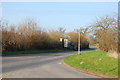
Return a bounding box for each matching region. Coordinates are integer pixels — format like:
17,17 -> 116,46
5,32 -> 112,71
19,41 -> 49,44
2,19 -> 64,51
67,31 -> 89,50
2,18 -> 90,52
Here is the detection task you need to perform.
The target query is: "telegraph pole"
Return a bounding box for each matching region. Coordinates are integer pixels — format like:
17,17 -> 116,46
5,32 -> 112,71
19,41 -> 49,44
78,28 -> 80,55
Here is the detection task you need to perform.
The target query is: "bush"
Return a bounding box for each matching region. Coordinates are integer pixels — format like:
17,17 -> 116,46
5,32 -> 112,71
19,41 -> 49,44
67,32 -> 89,50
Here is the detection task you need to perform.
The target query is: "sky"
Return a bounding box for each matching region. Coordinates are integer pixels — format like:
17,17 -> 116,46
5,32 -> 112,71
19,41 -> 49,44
2,2 -> 118,32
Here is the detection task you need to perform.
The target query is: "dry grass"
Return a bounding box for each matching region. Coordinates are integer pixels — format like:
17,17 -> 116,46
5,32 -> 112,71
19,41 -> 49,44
108,50 -> 118,59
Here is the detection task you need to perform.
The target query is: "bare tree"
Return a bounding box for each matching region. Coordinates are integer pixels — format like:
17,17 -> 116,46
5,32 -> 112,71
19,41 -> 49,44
92,15 -> 118,53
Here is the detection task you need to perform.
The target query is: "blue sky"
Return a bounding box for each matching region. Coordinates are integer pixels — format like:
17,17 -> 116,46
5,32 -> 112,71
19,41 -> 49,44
2,2 -> 117,32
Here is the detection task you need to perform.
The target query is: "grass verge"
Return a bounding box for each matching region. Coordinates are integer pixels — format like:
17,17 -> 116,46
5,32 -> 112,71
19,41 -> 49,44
2,49 -> 72,56
64,50 -> 118,78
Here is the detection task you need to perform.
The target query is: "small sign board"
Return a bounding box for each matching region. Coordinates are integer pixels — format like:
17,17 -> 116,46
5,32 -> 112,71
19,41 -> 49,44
60,38 -> 62,42
64,39 -> 68,47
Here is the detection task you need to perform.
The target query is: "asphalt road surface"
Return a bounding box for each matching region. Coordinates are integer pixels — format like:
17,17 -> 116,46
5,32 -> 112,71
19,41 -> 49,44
2,48 -> 99,78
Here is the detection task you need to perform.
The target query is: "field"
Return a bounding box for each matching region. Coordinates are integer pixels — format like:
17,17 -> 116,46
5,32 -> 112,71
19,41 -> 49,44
64,50 -> 118,77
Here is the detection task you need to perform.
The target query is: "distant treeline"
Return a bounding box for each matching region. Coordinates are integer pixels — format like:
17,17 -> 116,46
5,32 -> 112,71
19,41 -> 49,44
1,19 -> 89,52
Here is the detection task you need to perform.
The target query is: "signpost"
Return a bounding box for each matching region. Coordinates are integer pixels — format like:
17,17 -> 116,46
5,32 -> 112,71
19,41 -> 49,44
78,29 -> 80,55
64,39 -> 68,48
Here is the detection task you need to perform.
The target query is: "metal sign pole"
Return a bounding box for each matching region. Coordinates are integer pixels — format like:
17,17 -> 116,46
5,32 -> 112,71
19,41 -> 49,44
78,28 -> 80,55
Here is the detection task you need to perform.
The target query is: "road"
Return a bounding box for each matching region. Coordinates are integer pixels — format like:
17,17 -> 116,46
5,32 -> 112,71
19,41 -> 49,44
2,48 -> 99,78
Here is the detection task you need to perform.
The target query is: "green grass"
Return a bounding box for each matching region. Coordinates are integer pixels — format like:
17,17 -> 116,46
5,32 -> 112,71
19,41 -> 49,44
3,49 -> 71,56
64,50 -> 118,77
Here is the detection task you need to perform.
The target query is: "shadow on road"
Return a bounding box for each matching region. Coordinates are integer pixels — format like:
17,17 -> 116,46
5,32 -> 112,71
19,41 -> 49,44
2,47 -> 97,58
81,47 -> 97,51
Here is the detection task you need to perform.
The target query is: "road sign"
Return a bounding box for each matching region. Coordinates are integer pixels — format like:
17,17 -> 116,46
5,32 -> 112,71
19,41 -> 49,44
64,39 -> 68,47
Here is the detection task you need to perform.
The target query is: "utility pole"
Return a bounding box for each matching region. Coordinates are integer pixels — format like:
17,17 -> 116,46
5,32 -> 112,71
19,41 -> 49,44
78,28 -> 80,55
